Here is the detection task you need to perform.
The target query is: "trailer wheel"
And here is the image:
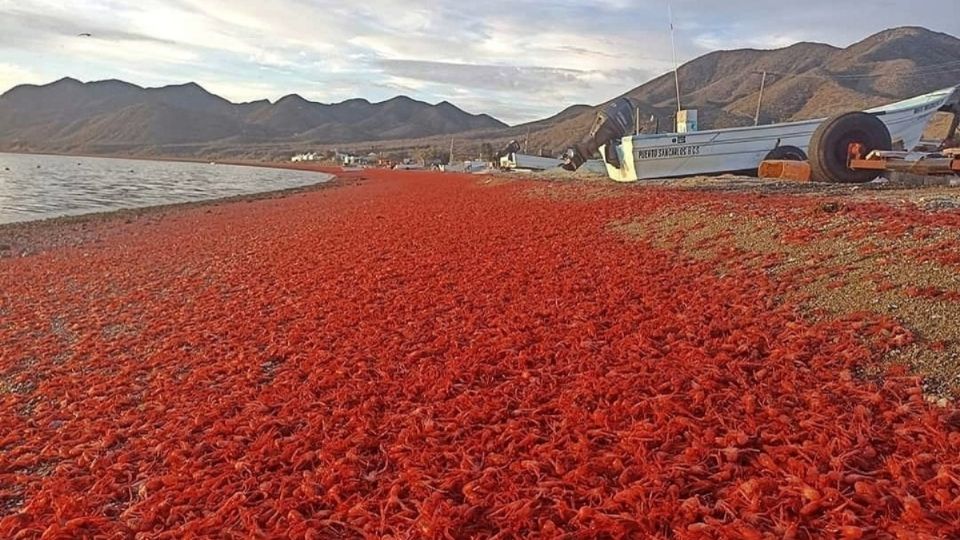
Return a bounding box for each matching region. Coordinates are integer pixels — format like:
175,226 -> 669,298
764,145 -> 807,162
809,112 -> 892,183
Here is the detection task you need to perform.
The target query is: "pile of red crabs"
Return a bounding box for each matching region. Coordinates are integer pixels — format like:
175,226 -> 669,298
1,169 -> 959,538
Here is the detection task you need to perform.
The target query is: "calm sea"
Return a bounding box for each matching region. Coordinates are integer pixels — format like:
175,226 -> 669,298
0,153 -> 331,225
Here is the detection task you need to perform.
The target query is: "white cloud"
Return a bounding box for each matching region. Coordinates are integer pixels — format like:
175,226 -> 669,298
63,35 -> 200,65
0,63 -> 46,94
692,32 -> 808,52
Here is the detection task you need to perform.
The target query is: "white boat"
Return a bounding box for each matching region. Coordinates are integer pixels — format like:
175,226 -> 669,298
495,139 -> 563,171
566,86 -> 959,182
499,153 -> 562,171
440,160 -> 490,173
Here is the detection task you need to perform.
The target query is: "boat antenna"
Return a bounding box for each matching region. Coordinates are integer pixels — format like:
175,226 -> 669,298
669,3 -> 681,113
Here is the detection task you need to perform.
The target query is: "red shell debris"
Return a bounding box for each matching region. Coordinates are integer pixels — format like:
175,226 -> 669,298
1,170 -> 959,538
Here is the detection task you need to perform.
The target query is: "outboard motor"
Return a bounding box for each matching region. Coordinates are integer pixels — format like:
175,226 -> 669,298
505,140 -> 522,155
493,140 -> 522,169
562,97 -> 635,171
495,140 -> 521,158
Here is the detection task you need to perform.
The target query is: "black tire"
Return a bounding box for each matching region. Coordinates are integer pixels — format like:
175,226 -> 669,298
764,145 -> 807,162
809,112 -> 892,183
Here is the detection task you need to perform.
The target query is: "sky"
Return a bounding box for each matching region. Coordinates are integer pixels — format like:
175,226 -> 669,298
0,0 -> 957,124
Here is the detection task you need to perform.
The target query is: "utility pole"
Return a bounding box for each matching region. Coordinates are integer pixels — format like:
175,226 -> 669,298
754,71 -> 768,126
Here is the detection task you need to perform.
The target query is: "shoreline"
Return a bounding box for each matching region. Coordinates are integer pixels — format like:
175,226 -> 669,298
0,151 -> 345,226
0,161 -> 352,258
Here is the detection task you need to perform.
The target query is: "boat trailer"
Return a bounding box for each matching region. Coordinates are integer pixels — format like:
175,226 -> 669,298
762,96 -> 960,183
846,101 -> 960,177
848,148 -> 960,176
762,144 -> 960,184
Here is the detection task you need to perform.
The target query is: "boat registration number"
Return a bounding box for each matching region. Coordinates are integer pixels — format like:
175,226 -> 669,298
637,145 -> 702,160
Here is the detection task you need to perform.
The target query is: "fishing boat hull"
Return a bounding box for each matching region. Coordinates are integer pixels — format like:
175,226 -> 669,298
600,86 -> 959,182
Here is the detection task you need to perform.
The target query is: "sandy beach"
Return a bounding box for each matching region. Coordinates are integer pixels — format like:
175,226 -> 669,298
3,169 -> 960,537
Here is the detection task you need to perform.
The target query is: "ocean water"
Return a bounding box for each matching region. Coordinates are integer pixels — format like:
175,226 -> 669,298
0,153 -> 331,224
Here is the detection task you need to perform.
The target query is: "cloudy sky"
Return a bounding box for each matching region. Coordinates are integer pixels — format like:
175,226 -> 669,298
0,0 -> 957,124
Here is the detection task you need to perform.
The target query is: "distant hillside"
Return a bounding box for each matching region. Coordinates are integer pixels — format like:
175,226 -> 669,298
510,26 -> 960,154
0,79 -> 506,156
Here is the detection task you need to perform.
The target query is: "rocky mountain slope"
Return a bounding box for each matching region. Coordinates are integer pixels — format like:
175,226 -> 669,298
0,78 -> 505,155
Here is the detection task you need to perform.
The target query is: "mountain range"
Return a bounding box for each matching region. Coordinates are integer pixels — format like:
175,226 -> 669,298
0,78 -> 505,155
0,26 -> 957,159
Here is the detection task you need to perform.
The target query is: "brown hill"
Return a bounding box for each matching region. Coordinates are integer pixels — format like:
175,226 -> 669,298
0,79 -> 506,155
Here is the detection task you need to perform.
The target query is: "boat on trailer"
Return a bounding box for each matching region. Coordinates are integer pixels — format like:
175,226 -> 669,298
563,86 -> 960,183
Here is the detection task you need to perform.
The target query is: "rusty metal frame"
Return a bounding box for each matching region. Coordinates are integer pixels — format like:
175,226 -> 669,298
849,157 -> 960,173
848,158 -> 888,171
843,89 -> 960,175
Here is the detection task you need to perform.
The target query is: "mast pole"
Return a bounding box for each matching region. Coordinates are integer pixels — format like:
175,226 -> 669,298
669,3 -> 681,113
754,71 -> 768,126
